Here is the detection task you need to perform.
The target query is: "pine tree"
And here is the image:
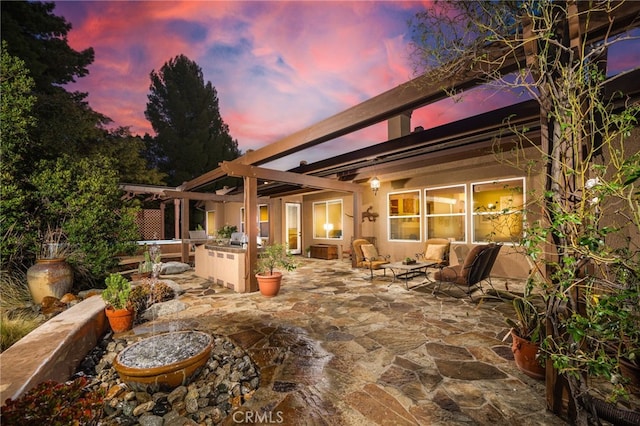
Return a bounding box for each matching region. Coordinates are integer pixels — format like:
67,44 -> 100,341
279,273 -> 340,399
145,54 -> 241,186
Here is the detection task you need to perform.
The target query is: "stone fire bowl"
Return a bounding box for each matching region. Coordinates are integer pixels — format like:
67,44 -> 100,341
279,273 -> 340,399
113,330 -> 213,392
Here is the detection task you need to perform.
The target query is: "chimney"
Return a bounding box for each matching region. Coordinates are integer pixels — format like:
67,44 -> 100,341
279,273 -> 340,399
388,110 -> 412,140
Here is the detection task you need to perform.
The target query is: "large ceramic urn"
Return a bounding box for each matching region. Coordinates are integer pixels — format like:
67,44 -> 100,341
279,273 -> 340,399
27,258 -> 73,304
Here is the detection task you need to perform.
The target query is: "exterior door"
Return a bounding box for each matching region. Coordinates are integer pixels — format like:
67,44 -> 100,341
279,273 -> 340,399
285,203 -> 301,254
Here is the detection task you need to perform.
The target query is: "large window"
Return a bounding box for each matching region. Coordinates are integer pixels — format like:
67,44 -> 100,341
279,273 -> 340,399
388,190 -> 421,241
240,204 -> 269,237
313,200 -> 343,239
425,185 -> 466,241
472,178 -> 524,243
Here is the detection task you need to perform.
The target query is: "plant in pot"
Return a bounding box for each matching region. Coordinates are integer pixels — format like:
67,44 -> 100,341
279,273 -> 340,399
505,293 -> 546,380
189,224 -> 207,240
26,226 -> 74,304
255,243 -> 297,297
102,273 -> 134,333
215,224 -> 237,246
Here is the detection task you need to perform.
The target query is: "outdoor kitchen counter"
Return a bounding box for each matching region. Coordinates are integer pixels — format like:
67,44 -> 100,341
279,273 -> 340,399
202,244 -> 246,253
195,244 -> 249,292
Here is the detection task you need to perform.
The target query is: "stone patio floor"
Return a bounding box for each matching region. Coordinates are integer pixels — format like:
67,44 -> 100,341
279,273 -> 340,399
137,257 -> 567,425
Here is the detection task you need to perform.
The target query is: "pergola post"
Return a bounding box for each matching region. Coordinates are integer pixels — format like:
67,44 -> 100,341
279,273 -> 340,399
244,176 -> 259,292
352,191 -> 362,267
180,199 -> 190,263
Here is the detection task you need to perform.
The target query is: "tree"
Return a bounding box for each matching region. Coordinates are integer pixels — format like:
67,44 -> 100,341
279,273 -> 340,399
410,1 -> 639,424
1,2 -> 161,282
1,2 -> 165,182
0,41 -> 38,269
0,1 -> 109,161
145,54 -> 241,186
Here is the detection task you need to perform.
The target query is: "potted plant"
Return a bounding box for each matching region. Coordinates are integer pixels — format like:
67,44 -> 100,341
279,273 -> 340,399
26,226 -> 74,304
215,224 -> 237,246
189,224 -> 207,240
505,294 -> 546,380
255,243 -> 297,297
102,273 -> 134,333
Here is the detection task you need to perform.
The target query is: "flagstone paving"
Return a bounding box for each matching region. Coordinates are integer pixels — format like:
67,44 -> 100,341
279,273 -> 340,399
140,258 -> 567,425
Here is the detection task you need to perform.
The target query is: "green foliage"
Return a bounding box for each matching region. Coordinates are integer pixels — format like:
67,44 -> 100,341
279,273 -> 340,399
505,295 -> 545,343
255,243 -> 298,276
0,377 -> 104,425
0,41 -> 38,269
1,311 -> 43,353
30,155 -> 140,282
101,274 -> 131,310
217,224 -> 237,238
1,4 -> 160,276
145,54 -> 241,186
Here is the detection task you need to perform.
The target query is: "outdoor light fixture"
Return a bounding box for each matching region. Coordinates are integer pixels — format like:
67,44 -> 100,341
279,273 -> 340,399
370,176 -> 380,196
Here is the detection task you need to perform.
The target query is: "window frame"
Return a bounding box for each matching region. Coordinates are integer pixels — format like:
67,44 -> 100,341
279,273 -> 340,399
471,177 -> 525,244
240,204 -> 269,237
312,199 -> 343,240
387,189 -> 422,242
424,184 -> 467,243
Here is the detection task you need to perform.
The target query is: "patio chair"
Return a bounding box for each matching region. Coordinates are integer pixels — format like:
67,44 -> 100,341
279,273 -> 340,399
417,238 -> 450,265
352,238 -> 390,280
416,238 -> 450,280
432,243 -> 501,299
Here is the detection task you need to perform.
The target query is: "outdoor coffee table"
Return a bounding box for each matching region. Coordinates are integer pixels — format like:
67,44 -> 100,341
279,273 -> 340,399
386,261 -> 435,290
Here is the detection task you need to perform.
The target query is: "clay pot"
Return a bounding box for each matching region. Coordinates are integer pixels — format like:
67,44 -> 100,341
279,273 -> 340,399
256,272 -> 283,297
511,329 -> 545,380
105,306 -> 135,333
27,258 -> 73,304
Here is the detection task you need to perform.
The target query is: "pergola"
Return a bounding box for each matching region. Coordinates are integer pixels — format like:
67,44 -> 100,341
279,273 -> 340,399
121,3 -> 640,294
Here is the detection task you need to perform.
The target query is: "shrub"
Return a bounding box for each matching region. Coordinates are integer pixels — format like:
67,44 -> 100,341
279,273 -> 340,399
0,270 -> 42,352
0,311 -> 42,352
30,155 -> 140,284
0,377 -> 104,424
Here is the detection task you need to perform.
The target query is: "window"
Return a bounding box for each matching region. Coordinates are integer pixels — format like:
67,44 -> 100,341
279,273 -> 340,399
259,205 -> 269,237
425,185 -> 466,241
206,210 -> 216,236
471,178 -> 525,243
313,200 -> 343,239
240,204 -> 269,237
388,190 -> 421,241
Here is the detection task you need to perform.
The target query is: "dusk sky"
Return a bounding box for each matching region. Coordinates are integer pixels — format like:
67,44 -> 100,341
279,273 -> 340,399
53,1 -> 639,169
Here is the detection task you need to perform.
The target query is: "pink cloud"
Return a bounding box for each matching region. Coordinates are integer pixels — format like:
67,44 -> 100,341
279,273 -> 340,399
57,1 -> 426,148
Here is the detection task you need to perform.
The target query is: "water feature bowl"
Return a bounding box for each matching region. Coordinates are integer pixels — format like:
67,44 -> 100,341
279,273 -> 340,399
113,330 -> 213,391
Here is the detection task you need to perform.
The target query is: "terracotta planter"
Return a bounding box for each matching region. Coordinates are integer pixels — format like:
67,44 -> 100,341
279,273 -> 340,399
113,331 -> 213,392
511,329 -> 545,380
105,306 -> 135,333
27,258 -> 73,304
256,272 -> 283,297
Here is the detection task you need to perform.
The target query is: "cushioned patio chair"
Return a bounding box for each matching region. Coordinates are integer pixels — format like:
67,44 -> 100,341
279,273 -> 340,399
352,238 -> 390,280
433,243 -> 502,299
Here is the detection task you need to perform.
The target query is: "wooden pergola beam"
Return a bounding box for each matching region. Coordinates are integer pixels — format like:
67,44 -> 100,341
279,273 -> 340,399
220,162 -> 363,193
161,190 -> 268,203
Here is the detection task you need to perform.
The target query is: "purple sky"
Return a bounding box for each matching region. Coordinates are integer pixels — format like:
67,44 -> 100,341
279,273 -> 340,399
53,1 -> 639,169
